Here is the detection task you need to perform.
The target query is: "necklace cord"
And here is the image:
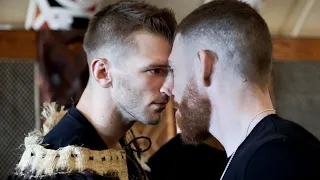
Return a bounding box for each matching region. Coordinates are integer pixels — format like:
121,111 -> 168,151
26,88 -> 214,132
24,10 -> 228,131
219,109 -> 276,180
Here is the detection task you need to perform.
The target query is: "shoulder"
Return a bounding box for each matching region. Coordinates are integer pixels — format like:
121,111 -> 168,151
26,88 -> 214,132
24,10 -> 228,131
245,137 -> 320,180
261,114 -> 319,142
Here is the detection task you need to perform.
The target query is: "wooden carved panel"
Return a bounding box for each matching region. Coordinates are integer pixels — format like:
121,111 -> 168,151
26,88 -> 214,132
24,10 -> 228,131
37,30 -> 89,109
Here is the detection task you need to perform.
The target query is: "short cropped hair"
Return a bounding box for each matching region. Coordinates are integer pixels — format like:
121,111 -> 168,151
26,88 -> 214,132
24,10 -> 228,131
176,0 -> 272,85
83,0 -> 177,64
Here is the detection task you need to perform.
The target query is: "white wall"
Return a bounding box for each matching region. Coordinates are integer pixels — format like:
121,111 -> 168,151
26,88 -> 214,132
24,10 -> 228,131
1,0 -> 320,37
0,0 -> 29,25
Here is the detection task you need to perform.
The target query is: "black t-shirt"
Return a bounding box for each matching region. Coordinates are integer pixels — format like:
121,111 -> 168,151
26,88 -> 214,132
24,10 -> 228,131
42,105 -> 148,180
147,134 -> 227,180
42,105 -> 108,150
222,114 -> 320,180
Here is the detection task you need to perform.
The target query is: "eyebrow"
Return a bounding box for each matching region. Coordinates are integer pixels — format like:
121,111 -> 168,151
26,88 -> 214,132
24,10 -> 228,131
143,63 -> 170,69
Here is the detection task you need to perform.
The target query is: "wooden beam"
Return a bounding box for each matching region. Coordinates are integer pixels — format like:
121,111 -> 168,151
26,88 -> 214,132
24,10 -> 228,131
1,31 -> 320,61
0,31 -> 36,60
273,38 -> 320,61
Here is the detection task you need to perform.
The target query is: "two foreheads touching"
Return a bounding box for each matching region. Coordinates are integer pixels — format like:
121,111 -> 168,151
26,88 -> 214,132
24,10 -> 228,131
83,0 -> 273,90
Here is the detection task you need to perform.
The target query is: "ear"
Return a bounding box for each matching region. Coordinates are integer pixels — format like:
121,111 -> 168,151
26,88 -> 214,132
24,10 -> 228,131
90,58 -> 112,88
197,50 -> 216,87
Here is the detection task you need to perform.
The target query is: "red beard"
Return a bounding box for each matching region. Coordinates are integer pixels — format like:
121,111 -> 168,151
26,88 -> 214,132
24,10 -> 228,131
175,81 -> 212,145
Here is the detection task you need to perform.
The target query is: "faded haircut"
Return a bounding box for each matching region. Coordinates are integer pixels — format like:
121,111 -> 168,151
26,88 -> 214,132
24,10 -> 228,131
176,0 -> 272,86
83,0 -> 177,65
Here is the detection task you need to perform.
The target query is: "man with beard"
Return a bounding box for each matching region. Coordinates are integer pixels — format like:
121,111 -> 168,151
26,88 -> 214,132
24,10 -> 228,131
9,1 -> 176,179
160,1 -> 320,180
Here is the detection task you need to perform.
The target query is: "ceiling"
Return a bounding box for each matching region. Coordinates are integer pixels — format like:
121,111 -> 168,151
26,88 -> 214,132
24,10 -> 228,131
0,0 -> 319,37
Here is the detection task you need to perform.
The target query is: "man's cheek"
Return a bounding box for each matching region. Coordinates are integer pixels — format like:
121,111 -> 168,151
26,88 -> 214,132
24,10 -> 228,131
176,87 -> 188,103
173,90 -> 184,104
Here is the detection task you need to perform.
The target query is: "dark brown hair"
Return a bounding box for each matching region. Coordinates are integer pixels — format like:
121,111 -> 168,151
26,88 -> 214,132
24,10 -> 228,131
83,0 -> 177,63
176,0 -> 272,85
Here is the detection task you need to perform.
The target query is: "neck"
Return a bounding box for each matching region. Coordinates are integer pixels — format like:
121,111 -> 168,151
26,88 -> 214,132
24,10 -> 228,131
76,86 -> 134,149
209,83 -> 275,157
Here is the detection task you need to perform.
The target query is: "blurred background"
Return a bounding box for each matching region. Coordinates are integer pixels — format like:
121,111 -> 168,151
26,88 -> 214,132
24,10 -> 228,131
1,0 -> 320,178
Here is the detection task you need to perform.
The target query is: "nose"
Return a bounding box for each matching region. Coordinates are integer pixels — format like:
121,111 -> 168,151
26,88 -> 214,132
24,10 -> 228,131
160,71 -> 174,96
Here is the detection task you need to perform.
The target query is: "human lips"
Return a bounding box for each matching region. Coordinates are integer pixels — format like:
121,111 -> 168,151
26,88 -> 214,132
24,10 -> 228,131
151,100 -> 169,111
152,101 -> 167,107
152,97 -> 169,105
153,103 -> 167,108
151,103 -> 167,113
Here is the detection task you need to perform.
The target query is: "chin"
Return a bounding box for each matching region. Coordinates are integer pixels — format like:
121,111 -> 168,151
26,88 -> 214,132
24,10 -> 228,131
138,116 -> 161,125
180,131 -> 211,145
180,132 -> 202,145
147,120 -> 160,125
147,117 -> 161,125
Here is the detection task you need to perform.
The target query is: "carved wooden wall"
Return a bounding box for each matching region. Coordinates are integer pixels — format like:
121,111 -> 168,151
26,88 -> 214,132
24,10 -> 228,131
37,30 -> 88,109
